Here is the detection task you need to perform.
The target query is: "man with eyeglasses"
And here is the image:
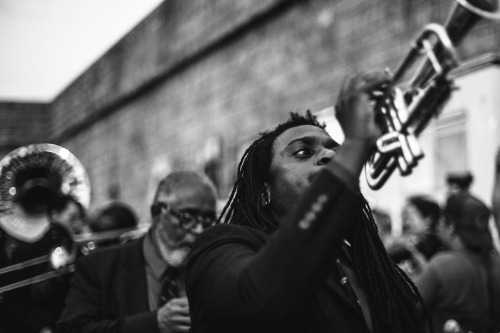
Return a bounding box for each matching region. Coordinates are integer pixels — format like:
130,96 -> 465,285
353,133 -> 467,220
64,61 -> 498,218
57,170 -> 217,333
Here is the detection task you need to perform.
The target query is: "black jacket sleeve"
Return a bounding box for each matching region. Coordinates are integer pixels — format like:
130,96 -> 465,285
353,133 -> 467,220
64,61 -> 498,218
186,169 -> 364,331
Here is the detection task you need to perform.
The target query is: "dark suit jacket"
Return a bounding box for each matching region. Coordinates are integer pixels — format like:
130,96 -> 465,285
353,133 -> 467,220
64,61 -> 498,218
57,238 -> 159,333
0,225 -> 73,333
186,169 -> 371,333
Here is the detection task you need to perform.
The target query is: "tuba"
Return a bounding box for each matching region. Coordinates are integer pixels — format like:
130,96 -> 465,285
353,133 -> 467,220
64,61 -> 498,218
365,0 -> 500,190
0,143 -> 90,293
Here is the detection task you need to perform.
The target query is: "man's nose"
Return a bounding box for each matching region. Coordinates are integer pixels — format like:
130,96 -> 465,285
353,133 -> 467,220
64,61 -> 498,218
317,148 -> 335,165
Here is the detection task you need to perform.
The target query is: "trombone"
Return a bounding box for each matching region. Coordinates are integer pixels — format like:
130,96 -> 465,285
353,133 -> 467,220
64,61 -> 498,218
0,143 -> 149,294
0,243 -> 75,294
0,143 -> 90,294
0,225 -> 147,294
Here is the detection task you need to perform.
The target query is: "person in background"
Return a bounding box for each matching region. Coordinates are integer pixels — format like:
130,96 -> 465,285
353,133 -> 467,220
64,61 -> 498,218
446,171 -> 473,196
415,192 -> 500,333
57,171 -> 217,333
492,148 -> 500,233
371,208 -> 393,246
186,72 -> 431,333
89,202 -> 138,234
50,194 -> 91,237
387,195 -> 445,279
0,194 -> 86,333
85,201 -> 141,249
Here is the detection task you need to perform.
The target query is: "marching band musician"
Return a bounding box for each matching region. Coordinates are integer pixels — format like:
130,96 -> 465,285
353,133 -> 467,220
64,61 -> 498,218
185,73 -> 432,333
0,205 -> 79,333
0,144 -> 91,333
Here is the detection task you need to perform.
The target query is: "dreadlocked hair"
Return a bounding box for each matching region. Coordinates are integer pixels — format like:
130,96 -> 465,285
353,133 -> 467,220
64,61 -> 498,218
218,110 -> 325,233
353,201 -> 434,333
219,111 -> 433,333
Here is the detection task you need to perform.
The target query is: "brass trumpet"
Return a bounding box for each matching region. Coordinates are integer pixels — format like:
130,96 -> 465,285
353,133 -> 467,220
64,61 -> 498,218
365,0 -> 500,190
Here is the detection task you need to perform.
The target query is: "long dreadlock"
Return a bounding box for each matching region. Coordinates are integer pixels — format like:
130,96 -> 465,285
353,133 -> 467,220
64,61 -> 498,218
218,111 -> 433,333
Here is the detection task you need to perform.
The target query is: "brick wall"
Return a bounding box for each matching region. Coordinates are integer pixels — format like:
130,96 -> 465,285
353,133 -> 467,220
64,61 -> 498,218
42,0 -> 500,218
0,102 -> 50,158
49,0 -> 287,141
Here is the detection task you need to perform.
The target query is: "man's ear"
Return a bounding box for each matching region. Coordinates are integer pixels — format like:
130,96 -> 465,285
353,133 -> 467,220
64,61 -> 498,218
259,183 -> 271,207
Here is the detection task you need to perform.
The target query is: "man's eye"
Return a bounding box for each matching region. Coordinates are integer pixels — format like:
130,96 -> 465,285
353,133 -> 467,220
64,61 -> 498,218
293,148 -> 313,158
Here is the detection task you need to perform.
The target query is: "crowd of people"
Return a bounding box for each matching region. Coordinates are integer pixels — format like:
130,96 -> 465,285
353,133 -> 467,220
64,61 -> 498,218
0,71 -> 499,333
382,168 -> 500,333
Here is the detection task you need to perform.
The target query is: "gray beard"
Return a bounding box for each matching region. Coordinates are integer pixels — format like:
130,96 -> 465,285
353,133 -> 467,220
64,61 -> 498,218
157,243 -> 190,268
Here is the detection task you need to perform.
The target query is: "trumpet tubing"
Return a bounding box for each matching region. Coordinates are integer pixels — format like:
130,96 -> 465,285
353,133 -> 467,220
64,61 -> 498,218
365,0 -> 500,190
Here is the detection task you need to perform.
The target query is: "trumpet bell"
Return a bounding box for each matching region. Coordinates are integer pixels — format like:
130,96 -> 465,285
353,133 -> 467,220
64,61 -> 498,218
365,0 -> 500,190
455,0 -> 500,20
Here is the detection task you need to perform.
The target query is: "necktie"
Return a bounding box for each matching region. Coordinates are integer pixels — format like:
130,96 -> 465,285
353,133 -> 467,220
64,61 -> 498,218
158,267 -> 180,306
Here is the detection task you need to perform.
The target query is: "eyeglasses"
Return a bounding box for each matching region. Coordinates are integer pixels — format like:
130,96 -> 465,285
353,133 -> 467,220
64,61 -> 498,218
155,202 -> 216,231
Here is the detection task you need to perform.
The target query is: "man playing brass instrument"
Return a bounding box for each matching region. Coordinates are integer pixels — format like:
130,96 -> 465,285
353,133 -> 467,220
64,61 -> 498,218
186,73 -> 432,333
0,211 -> 78,333
0,143 -> 90,333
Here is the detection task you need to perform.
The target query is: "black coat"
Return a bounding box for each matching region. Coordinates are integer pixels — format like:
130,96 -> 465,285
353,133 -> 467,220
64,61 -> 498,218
186,169 -> 371,333
57,238 -> 160,333
0,224 -> 73,333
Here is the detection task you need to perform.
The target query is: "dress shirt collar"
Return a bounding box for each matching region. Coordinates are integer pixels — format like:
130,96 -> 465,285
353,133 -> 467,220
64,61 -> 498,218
143,230 -> 168,280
